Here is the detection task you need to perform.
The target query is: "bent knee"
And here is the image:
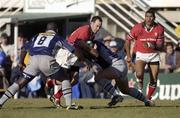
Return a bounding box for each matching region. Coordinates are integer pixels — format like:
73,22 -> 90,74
135,72 -> 144,79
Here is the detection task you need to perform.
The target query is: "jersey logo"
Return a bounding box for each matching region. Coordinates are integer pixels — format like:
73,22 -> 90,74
34,35 -> 54,47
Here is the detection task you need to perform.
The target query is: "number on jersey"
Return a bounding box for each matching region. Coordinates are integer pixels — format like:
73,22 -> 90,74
34,34 -> 54,47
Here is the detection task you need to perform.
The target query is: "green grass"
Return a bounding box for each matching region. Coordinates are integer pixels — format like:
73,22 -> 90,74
0,98 -> 180,118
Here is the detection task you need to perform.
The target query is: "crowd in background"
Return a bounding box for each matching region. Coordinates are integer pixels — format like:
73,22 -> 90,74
0,29 -> 180,99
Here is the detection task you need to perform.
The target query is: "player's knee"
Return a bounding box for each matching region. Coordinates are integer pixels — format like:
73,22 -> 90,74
135,72 -> 143,79
15,73 -> 34,88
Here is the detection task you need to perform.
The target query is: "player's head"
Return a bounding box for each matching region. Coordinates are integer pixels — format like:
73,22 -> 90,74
145,9 -> 156,26
46,22 -> 58,32
0,33 -> 8,44
90,16 -> 102,34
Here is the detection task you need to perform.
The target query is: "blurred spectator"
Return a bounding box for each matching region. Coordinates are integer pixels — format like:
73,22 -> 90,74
0,33 -> 14,88
160,43 -> 180,73
27,75 -> 42,98
0,33 -> 14,60
10,34 -> 27,84
103,35 -> 113,48
174,41 -> 180,72
0,46 -> 8,89
78,62 -> 96,98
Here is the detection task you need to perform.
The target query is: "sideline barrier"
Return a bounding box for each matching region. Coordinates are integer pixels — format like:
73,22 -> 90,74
127,73 -> 180,100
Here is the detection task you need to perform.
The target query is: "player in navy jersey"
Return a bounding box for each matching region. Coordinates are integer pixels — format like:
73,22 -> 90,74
0,22 -> 81,110
93,40 -> 155,107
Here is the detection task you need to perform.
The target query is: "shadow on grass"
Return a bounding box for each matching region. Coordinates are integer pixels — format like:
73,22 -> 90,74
1,106 -> 57,110
89,105 -> 180,109
1,105 -> 180,110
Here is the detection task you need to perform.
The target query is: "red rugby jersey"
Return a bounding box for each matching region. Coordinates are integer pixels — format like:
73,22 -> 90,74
127,22 -> 164,53
68,25 -> 94,44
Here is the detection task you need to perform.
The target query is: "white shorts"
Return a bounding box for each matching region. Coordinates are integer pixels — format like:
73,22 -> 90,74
24,55 -> 60,77
55,48 -> 78,69
135,51 -> 160,63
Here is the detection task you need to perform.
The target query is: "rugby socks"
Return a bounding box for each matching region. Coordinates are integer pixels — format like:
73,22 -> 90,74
0,83 -> 19,105
46,79 -> 55,88
96,78 -> 119,96
54,89 -> 63,99
147,85 -> 156,100
62,80 -> 72,106
128,88 -> 147,102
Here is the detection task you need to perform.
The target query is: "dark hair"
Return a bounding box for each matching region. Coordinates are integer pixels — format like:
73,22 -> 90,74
0,33 -> 8,39
46,22 -> 58,32
91,16 -> 102,23
145,9 -> 155,18
166,42 -> 174,48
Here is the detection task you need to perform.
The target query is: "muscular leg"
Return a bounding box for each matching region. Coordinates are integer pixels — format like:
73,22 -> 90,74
95,67 -> 123,106
147,62 -> 159,100
95,68 -> 121,97
0,74 -> 33,107
50,68 -> 72,106
135,60 -> 146,90
115,76 -> 154,106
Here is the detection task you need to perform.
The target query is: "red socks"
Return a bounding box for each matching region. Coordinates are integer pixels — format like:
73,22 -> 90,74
46,79 -> 55,88
54,89 -> 63,99
147,85 -> 156,100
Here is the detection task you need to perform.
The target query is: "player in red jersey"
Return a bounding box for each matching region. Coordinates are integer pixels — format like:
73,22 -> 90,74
68,16 -> 103,61
125,9 -> 164,100
47,16 -> 103,107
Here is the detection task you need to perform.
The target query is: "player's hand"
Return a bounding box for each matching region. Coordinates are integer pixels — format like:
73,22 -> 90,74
143,42 -> 155,49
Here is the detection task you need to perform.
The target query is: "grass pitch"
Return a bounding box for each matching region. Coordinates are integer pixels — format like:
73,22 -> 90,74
0,98 -> 179,118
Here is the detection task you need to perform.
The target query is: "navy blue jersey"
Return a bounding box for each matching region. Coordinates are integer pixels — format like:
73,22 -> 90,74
94,41 -> 121,66
28,32 -> 74,57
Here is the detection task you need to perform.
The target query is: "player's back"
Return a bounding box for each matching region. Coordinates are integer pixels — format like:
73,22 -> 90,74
29,32 -> 57,56
95,41 -> 121,66
29,31 -> 71,57
67,25 -> 92,44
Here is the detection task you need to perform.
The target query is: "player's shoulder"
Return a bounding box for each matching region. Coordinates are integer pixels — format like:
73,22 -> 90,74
153,23 -> 164,33
131,23 -> 143,30
78,25 -> 90,32
156,23 -> 164,29
131,22 -> 143,32
39,32 -> 56,36
134,22 -> 143,28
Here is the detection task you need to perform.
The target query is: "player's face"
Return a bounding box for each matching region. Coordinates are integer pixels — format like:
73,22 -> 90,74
145,13 -> 155,26
91,19 -> 102,33
166,45 -> 174,54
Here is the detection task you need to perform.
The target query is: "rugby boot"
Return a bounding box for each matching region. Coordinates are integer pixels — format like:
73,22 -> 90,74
49,95 -> 61,108
144,100 -> 155,107
108,95 -> 124,107
66,103 -> 83,110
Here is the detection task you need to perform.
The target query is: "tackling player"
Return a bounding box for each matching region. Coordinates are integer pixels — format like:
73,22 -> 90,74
0,22 -> 81,110
94,40 -> 155,106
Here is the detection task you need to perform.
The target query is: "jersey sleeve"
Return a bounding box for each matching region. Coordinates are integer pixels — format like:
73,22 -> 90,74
78,30 -> 88,40
126,24 -> 140,41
